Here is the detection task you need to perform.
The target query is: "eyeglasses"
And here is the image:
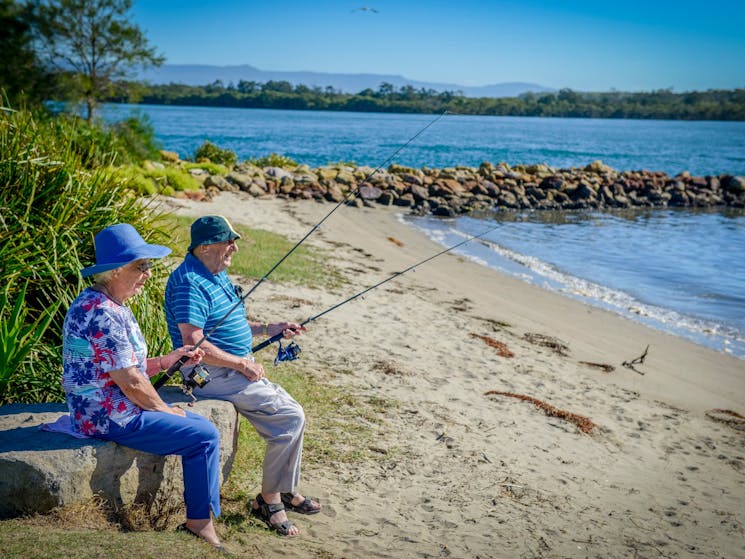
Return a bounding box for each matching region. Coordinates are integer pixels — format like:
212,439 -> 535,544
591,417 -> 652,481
133,260 -> 152,273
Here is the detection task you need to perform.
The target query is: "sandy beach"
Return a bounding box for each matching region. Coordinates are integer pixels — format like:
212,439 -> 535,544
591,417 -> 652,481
164,192 -> 745,559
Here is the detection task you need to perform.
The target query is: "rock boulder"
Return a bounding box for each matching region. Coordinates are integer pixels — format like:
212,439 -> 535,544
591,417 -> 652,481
0,388 -> 239,519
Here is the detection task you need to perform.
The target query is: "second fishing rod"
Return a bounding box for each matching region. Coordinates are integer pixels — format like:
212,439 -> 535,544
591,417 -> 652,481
250,224 -> 502,363
153,111 -> 448,391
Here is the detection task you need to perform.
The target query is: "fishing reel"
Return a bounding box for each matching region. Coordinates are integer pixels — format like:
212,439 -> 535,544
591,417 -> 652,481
274,340 -> 302,365
181,363 -> 211,401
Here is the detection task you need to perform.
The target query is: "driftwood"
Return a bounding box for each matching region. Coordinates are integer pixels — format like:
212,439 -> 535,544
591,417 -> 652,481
470,333 -> 514,357
705,409 -> 745,431
484,390 -> 598,434
523,333 -> 570,356
579,361 -> 616,373
387,236 -> 404,247
622,345 -> 649,375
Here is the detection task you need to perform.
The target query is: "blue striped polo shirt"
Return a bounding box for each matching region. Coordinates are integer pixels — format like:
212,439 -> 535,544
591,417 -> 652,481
165,253 -> 253,356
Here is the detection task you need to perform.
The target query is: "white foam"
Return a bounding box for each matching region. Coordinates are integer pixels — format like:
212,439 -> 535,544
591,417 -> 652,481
408,217 -> 745,359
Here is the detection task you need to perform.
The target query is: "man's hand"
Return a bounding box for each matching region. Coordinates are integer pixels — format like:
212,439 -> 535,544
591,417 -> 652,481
242,359 -> 266,381
268,321 -> 307,339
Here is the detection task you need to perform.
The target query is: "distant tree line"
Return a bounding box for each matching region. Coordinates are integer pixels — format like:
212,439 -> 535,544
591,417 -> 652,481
110,80 -> 745,121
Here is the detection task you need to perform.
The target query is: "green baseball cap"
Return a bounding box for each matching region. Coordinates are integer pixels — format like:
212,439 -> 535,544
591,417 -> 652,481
188,215 -> 241,252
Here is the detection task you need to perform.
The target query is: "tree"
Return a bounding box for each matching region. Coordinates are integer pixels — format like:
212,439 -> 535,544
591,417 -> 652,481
377,82 -> 394,97
236,79 -> 257,94
262,80 -> 293,93
33,0 -> 164,122
0,0 -> 49,106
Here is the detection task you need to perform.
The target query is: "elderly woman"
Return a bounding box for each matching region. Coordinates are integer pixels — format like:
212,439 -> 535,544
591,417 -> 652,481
62,223 -> 223,550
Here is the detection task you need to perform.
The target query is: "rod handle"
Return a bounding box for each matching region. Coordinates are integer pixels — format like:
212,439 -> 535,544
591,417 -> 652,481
251,333 -> 284,354
152,354 -> 189,390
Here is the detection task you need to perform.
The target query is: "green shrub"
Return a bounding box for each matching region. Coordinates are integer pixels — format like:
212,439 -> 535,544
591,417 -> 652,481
110,165 -> 200,195
110,115 -> 162,163
194,140 -> 236,166
0,105 -> 171,404
110,164 -> 158,195
248,152 -> 298,169
163,167 -> 200,191
0,283 -> 62,404
45,112 -> 162,168
183,161 -> 229,175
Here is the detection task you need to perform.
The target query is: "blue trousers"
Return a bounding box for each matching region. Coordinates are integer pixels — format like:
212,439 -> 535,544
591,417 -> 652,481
95,410 -> 221,519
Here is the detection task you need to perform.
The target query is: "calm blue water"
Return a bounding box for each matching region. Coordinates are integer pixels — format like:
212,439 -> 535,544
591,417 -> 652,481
102,104 -> 745,358
404,210 -> 745,359
101,104 -> 745,176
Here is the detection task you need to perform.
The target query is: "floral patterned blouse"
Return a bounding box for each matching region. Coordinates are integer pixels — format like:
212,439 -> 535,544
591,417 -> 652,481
62,288 -> 147,435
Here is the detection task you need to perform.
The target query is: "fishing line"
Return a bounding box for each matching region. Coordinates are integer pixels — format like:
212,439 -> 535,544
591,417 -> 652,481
251,223 -> 501,361
153,111 -> 447,391
239,109 -> 447,303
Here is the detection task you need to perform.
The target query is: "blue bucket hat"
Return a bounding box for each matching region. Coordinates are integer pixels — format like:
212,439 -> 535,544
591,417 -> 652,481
80,223 -> 171,277
188,215 -> 241,252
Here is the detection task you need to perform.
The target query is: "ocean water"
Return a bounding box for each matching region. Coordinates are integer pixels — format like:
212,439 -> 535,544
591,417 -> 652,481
101,104 -> 745,176
101,104 -> 745,359
404,210 -> 745,359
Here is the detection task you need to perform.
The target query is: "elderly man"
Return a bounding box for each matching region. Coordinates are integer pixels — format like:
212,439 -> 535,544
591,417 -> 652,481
164,215 -> 320,537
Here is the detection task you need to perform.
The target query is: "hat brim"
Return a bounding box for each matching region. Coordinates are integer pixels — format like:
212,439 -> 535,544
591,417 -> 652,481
187,231 -> 241,252
81,244 -> 171,277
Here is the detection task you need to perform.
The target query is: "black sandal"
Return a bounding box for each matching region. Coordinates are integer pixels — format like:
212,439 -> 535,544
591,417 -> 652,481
250,494 -> 298,537
281,492 -> 321,515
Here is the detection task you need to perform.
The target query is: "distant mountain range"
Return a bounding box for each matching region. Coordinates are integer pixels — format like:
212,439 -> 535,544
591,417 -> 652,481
136,64 -> 554,98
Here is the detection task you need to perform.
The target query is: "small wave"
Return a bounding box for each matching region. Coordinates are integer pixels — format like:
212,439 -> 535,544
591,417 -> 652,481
405,215 -> 745,359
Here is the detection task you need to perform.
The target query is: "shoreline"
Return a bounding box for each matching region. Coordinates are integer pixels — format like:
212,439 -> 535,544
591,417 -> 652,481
402,211 -> 745,362
164,192 -> 745,558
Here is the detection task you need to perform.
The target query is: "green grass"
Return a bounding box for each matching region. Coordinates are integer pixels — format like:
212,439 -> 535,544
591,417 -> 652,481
0,524 -> 220,559
0,106 -> 377,555
0,359 -> 395,558
221,360 -> 391,500
0,203 -> 370,552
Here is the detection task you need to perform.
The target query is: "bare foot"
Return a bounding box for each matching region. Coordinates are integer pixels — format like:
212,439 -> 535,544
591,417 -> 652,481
288,493 -> 321,513
184,518 -> 222,547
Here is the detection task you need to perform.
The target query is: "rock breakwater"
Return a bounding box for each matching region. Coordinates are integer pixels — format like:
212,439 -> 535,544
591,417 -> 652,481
179,156 -> 745,215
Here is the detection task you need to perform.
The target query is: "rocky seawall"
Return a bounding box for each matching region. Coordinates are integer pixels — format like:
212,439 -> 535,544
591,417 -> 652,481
176,155 -> 745,215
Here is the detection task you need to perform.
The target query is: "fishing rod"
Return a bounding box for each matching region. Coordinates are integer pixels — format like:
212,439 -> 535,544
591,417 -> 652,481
251,224 -> 501,363
153,111 -> 447,391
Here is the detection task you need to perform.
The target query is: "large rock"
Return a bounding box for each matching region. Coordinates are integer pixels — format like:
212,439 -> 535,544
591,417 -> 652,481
0,388 -> 239,519
204,174 -> 238,192
722,175 -> 745,193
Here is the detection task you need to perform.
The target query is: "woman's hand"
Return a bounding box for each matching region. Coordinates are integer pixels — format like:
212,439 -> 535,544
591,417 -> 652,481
167,405 -> 187,417
268,321 -> 307,339
161,346 -> 205,370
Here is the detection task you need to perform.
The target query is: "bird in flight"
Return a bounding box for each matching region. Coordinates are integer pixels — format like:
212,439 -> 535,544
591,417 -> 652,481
352,6 -> 379,13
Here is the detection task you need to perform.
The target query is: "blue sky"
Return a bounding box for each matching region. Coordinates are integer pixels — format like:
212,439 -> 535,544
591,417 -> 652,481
132,0 -> 745,92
